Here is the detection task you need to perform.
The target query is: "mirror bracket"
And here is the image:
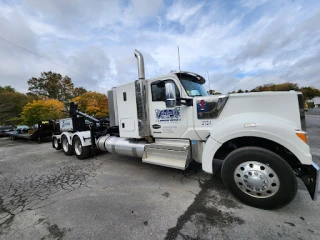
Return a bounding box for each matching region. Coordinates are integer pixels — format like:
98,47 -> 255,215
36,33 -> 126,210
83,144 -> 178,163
177,97 -> 193,106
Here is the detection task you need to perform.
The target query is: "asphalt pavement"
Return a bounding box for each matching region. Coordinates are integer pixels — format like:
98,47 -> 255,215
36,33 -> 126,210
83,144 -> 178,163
0,115 -> 320,240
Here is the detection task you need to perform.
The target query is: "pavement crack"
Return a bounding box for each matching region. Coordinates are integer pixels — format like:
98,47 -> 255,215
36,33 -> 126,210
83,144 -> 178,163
0,160 -> 103,235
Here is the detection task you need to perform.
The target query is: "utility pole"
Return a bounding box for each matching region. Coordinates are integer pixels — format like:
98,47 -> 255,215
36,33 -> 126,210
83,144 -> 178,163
207,71 -> 210,93
178,46 -> 181,73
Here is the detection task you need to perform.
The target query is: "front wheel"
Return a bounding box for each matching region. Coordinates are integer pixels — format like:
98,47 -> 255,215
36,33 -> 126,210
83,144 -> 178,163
221,147 -> 297,209
73,136 -> 90,160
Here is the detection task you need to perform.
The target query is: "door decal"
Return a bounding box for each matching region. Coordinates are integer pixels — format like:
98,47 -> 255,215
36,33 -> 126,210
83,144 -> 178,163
155,107 -> 181,123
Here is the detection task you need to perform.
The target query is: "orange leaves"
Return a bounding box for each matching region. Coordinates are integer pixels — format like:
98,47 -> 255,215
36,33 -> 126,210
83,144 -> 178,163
72,92 -> 108,117
21,99 -> 64,125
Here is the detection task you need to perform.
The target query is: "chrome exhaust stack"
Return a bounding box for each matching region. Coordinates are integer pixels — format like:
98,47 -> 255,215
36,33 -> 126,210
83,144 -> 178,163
133,49 -> 150,137
134,49 -> 145,80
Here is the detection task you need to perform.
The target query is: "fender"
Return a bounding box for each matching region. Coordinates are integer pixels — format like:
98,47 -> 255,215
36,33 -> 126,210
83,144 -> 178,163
72,131 -> 92,147
61,132 -> 74,145
202,113 -> 312,173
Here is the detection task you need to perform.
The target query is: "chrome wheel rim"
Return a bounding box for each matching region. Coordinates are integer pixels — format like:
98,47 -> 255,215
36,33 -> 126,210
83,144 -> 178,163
62,138 -> 68,152
74,140 -> 82,155
234,161 -> 280,198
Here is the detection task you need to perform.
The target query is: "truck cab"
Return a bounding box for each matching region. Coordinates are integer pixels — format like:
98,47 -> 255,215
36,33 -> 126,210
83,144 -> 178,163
102,49 -> 320,209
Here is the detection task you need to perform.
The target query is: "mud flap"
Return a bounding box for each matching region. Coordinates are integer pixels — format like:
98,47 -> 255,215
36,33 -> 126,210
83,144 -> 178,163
52,138 -> 55,149
212,158 -> 223,173
301,162 -> 319,201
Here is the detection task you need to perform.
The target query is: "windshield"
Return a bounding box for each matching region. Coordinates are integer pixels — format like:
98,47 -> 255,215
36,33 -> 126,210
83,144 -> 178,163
178,74 -> 208,97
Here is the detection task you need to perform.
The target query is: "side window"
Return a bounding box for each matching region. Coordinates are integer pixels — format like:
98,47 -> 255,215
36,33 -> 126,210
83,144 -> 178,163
197,97 -> 228,119
151,84 -> 165,101
151,80 -> 180,102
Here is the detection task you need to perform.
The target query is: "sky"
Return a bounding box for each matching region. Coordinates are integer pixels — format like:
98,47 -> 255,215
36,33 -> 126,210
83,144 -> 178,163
0,0 -> 320,94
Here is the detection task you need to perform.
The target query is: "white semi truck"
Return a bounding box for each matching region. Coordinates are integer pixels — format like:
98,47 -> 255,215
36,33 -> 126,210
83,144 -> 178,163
52,49 -> 319,209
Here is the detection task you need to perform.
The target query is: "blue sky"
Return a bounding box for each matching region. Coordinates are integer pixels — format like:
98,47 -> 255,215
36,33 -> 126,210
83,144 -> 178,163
0,0 -> 320,94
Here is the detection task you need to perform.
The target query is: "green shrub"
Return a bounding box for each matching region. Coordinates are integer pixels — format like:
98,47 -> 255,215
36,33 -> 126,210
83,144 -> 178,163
307,102 -> 315,108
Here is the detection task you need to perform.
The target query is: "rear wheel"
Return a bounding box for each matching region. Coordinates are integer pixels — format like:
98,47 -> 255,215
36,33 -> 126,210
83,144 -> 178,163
73,136 -> 90,160
53,137 -> 62,150
62,135 -> 74,156
221,147 -> 297,209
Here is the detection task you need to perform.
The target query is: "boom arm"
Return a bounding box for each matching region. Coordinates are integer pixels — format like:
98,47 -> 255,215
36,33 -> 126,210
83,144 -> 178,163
76,110 -> 99,123
69,102 -> 100,123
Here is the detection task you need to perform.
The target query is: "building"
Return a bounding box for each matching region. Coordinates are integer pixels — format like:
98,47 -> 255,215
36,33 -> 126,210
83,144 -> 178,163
314,97 -> 320,108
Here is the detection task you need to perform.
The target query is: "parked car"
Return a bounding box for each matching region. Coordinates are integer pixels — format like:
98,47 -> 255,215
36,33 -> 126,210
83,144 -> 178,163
13,125 -> 29,134
8,125 -> 30,140
0,125 -> 15,137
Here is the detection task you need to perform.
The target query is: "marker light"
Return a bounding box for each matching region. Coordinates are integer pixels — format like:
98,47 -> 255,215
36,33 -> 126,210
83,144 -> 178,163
296,131 -> 307,143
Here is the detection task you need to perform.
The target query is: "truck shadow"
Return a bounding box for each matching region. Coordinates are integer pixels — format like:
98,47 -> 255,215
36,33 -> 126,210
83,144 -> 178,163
164,162 -> 245,240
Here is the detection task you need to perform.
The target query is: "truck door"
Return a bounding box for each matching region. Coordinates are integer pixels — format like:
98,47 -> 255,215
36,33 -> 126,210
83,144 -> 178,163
149,79 -> 188,138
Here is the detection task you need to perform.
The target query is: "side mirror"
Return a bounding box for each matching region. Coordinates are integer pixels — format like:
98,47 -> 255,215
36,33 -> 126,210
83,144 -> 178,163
165,82 -> 176,108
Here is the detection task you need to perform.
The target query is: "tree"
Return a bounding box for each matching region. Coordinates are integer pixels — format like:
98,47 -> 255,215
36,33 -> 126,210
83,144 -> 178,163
21,99 -> 64,126
250,82 -> 300,92
3,117 -> 23,126
73,87 -> 88,97
0,85 -> 15,93
237,89 -> 244,93
27,71 -> 75,105
300,87 -> 320,100
275,83 -> 299,91
0,91 -> 37,125
72,92 -> 108,117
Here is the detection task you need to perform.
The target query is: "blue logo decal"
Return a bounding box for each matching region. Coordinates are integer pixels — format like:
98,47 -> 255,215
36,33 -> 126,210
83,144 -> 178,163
155,107 -> 181,122
62,120 -> 71,128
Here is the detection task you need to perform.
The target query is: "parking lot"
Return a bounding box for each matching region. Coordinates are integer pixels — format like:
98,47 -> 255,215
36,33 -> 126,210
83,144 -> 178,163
0,115 -> 320,240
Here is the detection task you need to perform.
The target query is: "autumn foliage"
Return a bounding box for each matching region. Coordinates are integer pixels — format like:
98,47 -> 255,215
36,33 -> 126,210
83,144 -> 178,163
0,91 -> 38,125
27,71 -> 87,106
250,83 -> 299,92
21,99 -> 64,125
72,92 -> 108,117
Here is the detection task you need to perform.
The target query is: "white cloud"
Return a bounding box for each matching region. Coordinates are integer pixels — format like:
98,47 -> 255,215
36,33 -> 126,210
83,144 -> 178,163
0,0 -> 319,96
166,0 -> 204,25
240,0 -> 271,9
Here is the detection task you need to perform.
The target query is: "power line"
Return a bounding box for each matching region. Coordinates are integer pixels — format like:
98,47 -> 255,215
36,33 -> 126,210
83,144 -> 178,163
0,36 -> 96,81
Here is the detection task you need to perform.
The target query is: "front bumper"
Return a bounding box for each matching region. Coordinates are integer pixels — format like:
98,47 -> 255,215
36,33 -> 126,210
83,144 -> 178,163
300,162 -> 320,201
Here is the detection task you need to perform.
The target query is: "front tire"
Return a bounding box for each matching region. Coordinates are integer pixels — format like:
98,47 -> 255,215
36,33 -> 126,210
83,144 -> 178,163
221,147 -> 297,209
73,136 -> 90,160
61,135 -> 74,156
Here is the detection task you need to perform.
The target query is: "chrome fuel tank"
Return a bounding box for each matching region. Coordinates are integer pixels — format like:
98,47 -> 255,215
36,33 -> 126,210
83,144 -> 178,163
96,135 -> 146,158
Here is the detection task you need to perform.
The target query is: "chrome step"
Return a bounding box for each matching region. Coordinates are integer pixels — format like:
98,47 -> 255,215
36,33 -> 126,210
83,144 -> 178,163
142,139 -> 191,170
